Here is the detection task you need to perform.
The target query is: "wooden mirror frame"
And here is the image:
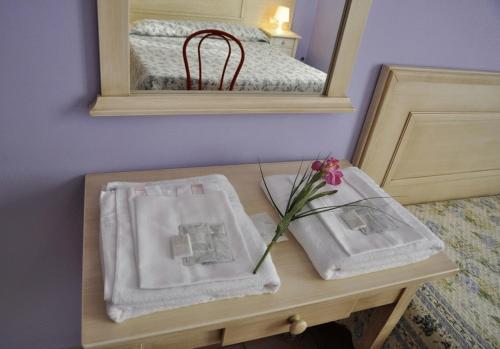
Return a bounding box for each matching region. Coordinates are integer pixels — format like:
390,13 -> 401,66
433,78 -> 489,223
91,0 -> 372,116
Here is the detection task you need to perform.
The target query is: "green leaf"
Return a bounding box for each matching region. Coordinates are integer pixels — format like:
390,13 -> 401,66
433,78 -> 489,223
259,161 -> 284,218
292,196 -> 392,220
286,160 -> 304,211
307,190 -> 338,204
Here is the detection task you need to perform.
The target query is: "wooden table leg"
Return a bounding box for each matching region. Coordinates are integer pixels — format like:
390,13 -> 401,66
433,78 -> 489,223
357,285 -> 418,349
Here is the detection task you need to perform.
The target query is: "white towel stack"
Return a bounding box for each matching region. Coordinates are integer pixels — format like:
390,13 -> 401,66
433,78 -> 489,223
262,167 -> 444,280
99,174 -> 280,323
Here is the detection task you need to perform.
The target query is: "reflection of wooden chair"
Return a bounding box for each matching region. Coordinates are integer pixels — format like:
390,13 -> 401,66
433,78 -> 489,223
182,29 -> 245,91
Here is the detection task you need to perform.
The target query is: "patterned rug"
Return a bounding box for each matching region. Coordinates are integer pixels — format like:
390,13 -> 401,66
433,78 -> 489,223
341,195 -> 500,349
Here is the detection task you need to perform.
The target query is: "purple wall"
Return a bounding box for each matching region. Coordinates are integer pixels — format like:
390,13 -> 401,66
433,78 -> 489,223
291,0 -> 319,61
306,0 -> 345,72
1,1 -> 500,348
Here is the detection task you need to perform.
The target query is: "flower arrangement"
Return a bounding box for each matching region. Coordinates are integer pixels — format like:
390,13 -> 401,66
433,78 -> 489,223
253,157 -> 345,273
253,157 -> 392,274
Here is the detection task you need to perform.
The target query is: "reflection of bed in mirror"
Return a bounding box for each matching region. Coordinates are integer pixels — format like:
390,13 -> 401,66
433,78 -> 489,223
129,0 -> 329,93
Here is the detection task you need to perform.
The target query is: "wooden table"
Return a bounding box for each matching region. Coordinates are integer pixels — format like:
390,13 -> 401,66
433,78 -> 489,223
82,161 -> 457,349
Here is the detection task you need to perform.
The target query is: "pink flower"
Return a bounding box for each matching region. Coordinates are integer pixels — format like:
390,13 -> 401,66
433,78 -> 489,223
311,157 -> 340,172
323,157 -> 340,171
311,160 -> 323,171
324,168 -> 343,186
312,157 -> 343,185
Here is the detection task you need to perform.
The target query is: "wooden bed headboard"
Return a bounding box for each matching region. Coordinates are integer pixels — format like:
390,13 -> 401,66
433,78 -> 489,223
353,65 -> 500,204
130,0 -> 296,29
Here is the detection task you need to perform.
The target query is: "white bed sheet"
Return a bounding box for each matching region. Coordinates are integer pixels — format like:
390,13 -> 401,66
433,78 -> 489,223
130,34 -> 327,93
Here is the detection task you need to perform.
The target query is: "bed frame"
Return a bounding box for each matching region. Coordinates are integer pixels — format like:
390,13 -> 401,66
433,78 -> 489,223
130,0 -> 297,30
353,65 -> 500,204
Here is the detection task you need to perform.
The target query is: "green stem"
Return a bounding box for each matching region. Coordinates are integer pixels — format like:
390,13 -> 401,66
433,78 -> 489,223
252,171 -> 323,274
252,219 -> 290,274
252,238 -> 277,274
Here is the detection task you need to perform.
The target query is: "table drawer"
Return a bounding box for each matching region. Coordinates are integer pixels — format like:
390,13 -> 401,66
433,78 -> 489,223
353,288 -> 402,313
101,344 -> 142,349
271,37 -> 295,48
148,328 -> 222,349
222,298 -> 355,346
96,328 -> 222,349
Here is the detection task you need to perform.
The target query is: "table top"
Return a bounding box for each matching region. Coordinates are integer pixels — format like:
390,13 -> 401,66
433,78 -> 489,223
82,161 -> 457,347
260,27 -> 302,39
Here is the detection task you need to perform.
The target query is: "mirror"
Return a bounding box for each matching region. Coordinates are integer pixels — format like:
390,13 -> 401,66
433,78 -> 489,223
128,0 -> 345,94
92,0 -> 372,116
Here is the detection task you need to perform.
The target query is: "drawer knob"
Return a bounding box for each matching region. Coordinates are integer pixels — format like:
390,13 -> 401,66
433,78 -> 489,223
288,315 -> 308,335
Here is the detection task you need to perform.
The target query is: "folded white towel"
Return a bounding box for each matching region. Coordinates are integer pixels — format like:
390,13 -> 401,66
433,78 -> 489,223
262,167 -> 444,280
100,175 -> 280,323
99,190 -> 117,302
309,170 -> 425,256
134,190 -> 255,289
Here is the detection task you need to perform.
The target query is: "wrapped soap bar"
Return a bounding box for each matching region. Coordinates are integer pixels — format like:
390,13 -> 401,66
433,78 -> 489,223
179,223 -> 234,266
170,234 -> 193,258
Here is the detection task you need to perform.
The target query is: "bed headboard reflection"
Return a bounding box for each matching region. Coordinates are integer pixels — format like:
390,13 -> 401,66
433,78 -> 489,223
130,0 -> 296,29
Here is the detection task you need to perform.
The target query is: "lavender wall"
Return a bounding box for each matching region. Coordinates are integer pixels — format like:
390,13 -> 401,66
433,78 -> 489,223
306,0 -> 345,72
1,1 -> 500,348
291,0 -> 319,61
